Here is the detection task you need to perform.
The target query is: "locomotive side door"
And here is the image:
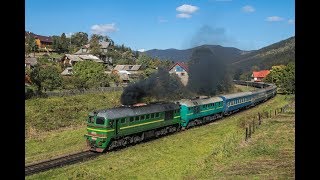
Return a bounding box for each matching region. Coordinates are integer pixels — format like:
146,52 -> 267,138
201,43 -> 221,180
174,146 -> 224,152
165,110 -> 174,120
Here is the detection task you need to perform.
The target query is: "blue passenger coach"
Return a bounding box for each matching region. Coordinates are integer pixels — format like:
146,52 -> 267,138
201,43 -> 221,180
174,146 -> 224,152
220,92 -> 253,115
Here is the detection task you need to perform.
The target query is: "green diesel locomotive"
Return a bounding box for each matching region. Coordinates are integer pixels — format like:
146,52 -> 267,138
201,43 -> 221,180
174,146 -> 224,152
84,102 -> 181,152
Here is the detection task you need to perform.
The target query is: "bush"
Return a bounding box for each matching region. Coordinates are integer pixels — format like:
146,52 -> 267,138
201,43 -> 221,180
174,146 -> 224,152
25,86 -> 35,99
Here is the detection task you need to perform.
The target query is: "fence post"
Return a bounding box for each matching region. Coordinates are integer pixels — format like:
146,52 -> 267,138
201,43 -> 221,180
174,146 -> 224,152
245,127 -> 248,141
252,120 -> 255,133
258,112 -> 261,125
249,124 -> 252,138
270,110 -> 272,118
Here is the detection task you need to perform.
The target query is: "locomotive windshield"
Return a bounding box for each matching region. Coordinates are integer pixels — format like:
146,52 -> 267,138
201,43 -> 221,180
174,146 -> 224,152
96,117 -> 105,125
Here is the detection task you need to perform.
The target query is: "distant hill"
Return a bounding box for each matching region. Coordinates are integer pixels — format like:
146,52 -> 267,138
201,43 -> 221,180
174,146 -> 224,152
144,45 -> 246,64
144,36 -> 295,71
231,36 -> 295,71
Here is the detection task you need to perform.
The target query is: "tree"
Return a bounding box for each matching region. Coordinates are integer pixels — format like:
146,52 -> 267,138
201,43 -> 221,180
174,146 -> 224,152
251,65 -> 260,72
72,61 -> 109,88
110,73 -> 121,86
25,35 -> 38,56
59,33 -> 69,53
52,35 -> 61,52
264,63 -> 295,94
30,65 -> 62,92
89,34 -> 102,56
233,68 -> 243,80
52,33 -> 69,53
71,32 -> 88,48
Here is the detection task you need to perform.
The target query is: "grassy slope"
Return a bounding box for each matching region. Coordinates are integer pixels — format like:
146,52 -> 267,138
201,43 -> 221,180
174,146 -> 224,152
27,94 -> 294,179
25,91 -> 122,137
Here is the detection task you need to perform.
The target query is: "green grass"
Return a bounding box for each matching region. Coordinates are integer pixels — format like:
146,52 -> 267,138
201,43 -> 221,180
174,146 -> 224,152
25,91 -> 122,138
26,126 -> 87,164
26,94 -> 294,179
233,84 -> 258,92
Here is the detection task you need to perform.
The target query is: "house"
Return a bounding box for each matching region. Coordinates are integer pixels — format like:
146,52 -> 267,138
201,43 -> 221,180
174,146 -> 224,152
25,31 -> 53,49
74,41 -> 112,63
113,65 -> 142,72
60,54 -> 104,75
112,65 -> 142,82
74,41 -> 110,54
60,54 -> 104,67
252,70 -> 270,82
169,62 -> 189,86
25,57 -> 37,69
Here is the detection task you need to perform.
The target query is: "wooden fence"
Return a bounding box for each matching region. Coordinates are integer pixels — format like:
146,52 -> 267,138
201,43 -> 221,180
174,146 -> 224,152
245,104 -> 293,141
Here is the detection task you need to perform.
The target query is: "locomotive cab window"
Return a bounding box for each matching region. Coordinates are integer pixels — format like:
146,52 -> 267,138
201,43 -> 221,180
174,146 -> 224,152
96,117 -> 105,125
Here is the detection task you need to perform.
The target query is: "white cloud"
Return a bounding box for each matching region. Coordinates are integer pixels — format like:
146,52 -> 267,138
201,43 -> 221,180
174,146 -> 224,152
242,5 -> 255,13
177,13 -> 192,19
138,49 -> 145,52
91,23 -> 118,35
288,19 -> 295,24
266,16 -> 284,22
176,4 -> 199,14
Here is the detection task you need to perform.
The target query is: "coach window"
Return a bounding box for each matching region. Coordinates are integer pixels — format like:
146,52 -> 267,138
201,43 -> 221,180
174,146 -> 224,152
155,113 -> 159,117
151,113 -> 155,119
135,116 -> 140,121
146,114 -> 150,119
140,115 -> 145,120
130,117 -> 134,122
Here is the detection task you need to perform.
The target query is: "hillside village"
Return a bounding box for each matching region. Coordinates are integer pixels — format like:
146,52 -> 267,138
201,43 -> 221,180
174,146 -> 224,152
25,31 -> 295,97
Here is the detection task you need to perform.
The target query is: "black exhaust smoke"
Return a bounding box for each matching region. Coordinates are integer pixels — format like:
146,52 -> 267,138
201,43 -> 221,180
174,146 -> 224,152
121,47 -> 232,105
120,67 -> 191,105
187,47 -> 232,95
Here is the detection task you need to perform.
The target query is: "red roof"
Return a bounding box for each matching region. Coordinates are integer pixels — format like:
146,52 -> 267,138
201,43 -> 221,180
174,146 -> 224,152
169,62 -> 189,72
252,70 -> 270,78
25,31 -> 53,43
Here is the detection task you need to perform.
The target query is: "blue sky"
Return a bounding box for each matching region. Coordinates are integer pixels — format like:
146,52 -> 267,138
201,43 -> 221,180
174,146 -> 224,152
25,0 -> 295,51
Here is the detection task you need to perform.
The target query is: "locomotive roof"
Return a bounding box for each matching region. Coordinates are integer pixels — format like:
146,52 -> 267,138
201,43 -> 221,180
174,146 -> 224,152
219,91 -> 252,99
177,96 -> 223,107
91,102 -> 180,119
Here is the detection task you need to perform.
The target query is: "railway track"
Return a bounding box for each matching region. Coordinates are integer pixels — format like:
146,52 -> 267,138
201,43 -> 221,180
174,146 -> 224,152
25,150 -> 100,176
